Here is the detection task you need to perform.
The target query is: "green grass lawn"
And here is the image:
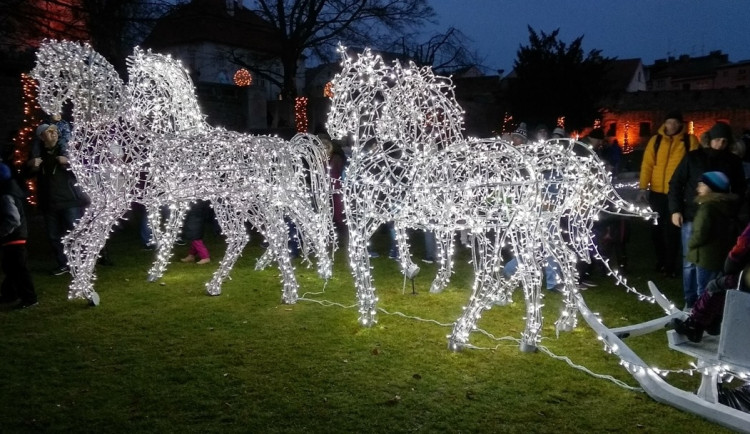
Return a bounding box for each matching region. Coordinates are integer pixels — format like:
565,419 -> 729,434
0,216 -> 733,433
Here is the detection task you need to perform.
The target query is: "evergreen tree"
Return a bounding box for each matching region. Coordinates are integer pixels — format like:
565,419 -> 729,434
507,27 -> 614,132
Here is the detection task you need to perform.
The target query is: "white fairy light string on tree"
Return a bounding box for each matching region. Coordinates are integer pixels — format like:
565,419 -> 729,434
31,40 -> 334,306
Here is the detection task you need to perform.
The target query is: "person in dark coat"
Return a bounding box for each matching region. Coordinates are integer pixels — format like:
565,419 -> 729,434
26,124 -> 88,276
668,121 -> 746,309
687,171 -> 738,296
0,163 -> 37,308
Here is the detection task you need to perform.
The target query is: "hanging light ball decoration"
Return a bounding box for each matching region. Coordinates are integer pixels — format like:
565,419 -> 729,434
233,68 -> 252,86
323,81 -> 334,98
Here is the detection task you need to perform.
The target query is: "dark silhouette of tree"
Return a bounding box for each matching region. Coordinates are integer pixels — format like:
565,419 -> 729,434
507,26 -> 614,132
81,0 -> 173,71
0,0 -> 174,71
236,0 -> 435,100
390,27 -> 481,74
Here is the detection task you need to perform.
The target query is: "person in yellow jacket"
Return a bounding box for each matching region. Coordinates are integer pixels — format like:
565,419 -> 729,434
636,111 -> 700,276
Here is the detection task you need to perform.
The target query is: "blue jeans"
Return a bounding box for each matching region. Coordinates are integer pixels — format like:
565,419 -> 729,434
695,266 -> 719,299
423,230 -> 436,260
287,217 -> 299,258
681,222 -> 698,306
44,206 -> 84,267
504,257 -> 559,290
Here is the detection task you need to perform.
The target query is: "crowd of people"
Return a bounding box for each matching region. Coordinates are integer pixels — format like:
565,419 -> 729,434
3,111 -> 750,345
500,114 -> 750,344
636,112 -> 750,342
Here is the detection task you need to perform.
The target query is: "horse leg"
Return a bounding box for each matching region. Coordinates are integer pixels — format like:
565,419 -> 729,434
147,203 -> 188,282
393,224 -> 420,280
299,208 -> 335,281
265,215 -> 300,304
63,201 -> 127,305
347,222 -> 380,327
205,200 -> 249,296
144,204 -> 164,248
447,233 -> 502,350
254,246 -> 275,271
554,249 -> 581,333
429,230 -> 456,293
515,236 -> 545,352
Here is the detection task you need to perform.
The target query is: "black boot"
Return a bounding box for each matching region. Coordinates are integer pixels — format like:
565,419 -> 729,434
705,316 -> 723,336
671,317 -> 704,343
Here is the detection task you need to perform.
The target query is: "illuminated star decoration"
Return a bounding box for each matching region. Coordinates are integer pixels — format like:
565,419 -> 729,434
31,40 -> 335,306
326,47 -> 656,352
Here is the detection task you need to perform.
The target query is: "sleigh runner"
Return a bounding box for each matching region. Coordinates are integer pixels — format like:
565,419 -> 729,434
577,282 -> 750,432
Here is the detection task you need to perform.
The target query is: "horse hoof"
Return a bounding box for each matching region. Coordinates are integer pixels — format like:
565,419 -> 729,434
447,340 -> 464,352
88,292 -> 100,306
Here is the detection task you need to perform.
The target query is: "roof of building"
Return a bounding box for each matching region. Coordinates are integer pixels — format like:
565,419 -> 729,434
142,0 -> 283,56
603,87 -> 750,111
605,58 -> 643,91
716,59 -> 750,69
648,51 -> 729,80
452,75 -> 501,98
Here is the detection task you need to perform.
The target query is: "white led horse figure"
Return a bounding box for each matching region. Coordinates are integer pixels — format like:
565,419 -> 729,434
123,47 -> 335,289
327,49 -> 559,350
411,136 -> 657,350
31,40 -> 334,305
31,40 -> 146,305
327,48 -> 657,351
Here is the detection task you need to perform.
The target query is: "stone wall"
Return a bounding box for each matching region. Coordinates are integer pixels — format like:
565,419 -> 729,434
602,88 -> 750,150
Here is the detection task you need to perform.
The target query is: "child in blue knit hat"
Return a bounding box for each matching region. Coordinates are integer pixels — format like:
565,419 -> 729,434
686,171 -> 738,300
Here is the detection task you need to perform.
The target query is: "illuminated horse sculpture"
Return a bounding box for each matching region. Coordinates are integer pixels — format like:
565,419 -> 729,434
31,40 -> 334,305
450,139 -> 657,344
377,57 -> 749,431
327,48 -> 656,351
123,47 -> 335,288
326,48 -> 559,350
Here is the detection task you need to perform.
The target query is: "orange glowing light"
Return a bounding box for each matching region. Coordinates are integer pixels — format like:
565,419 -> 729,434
233,68 -> 252,86
295,97 -> 308,133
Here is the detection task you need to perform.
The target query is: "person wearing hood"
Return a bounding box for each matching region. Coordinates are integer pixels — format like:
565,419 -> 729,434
510,122 -> 528,146
669,121 -> 746,310
637,111 -> 700,278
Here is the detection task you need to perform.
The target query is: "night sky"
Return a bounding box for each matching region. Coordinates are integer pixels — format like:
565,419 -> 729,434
426,0 -> 750,74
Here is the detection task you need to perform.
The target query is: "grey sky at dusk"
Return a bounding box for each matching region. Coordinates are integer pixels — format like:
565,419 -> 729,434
426,0 -> 750,74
